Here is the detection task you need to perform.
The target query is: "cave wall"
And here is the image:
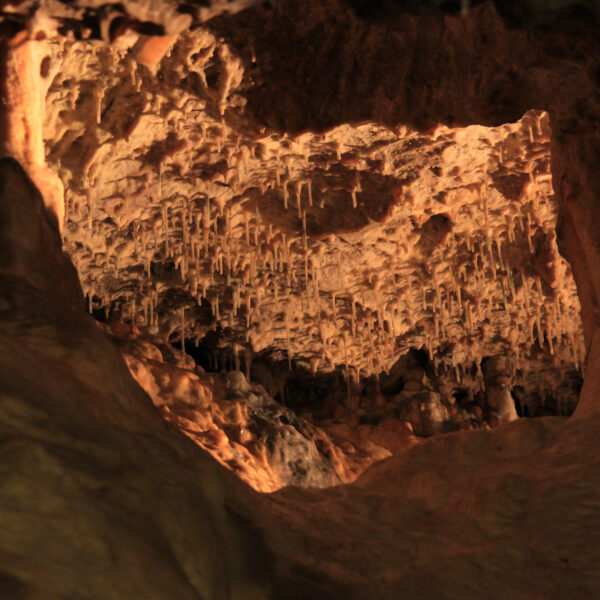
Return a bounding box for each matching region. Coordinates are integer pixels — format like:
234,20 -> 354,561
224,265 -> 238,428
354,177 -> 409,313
1,1 -> 600,597
0,154 -> 599,598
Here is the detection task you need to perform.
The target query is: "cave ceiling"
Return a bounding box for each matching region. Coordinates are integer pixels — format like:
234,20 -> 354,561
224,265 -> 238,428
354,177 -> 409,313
1,0 -> 591,404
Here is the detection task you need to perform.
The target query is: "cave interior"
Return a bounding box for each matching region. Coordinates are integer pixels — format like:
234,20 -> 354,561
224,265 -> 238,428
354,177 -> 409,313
0,1 -> 599,598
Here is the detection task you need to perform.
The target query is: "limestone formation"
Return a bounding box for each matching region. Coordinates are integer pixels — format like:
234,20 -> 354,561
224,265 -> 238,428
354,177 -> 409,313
1,1 -> 600,597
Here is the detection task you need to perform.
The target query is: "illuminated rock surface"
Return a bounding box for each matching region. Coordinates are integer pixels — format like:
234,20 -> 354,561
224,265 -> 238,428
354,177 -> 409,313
1,156 -> 600,598
1,0 -> 600,597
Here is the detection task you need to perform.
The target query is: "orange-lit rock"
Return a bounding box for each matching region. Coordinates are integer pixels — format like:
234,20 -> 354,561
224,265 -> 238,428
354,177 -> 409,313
0,39 -> 64,228
1,156 -> 600,599
134,35 -> 178,68
1,0 -> 600,596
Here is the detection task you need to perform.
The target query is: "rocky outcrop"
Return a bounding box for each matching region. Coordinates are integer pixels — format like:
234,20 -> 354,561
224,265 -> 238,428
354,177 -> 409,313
0,156 -> 273,599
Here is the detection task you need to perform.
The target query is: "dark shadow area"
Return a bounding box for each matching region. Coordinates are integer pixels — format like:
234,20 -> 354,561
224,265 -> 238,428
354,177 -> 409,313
342,0 -> 488,20
203,0 -> 592,137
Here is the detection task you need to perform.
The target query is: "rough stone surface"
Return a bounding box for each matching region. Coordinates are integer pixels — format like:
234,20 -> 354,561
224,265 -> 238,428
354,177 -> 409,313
22,5 -> 586,421
1,156 -> 600,598
2,0 -> 600,596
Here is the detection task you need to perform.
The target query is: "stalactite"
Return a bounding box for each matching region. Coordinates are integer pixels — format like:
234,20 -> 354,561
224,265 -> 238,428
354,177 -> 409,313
310,357 -> 320,375
296,180 -> 303,217
501,280 -> 508,311
104,295 -> 111,321
180,307 -> 186,353
313,266 -> 321,321
535,305 -> 544,348
232,342 -> 240,371
343,333 -> 351,404
145,250 -> 152,278
244,348 -> 252,381
130,298 -> 136,330
506,214 -> 515,243
526,213 -> 534,254
300,211 -> 308,253
528,162 -> 535,185
486,236 -> 496,277
283,180 -> 289,210
507,269 -> 516,301
496,237 -> 505,271
527,313 -> 536,345
96,86 -> 104,125
88,195 -> 94,232
332,292 -> 337,324
546,321 -> 555,355
464,301 -> 472,332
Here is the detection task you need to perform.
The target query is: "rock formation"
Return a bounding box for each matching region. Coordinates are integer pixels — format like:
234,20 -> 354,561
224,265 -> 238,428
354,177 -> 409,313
1,0 -> 600,597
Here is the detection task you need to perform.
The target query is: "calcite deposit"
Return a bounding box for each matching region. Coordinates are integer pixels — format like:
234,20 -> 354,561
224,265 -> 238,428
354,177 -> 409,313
41,26 -> 584,420
1,0 -> 600,597
1,154 -> 599,599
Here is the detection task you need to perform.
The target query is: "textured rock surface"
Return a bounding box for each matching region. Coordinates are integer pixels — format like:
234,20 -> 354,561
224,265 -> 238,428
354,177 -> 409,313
0,158 -> 270,600
18,2 -> 585,421
1,156 -> 600,598
2,0 -> 600,596
116,328 -> 361,491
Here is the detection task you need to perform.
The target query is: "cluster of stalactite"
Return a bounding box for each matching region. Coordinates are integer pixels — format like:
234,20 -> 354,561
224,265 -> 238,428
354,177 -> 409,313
44,34 -> 582,402
71,115 -> 583,396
